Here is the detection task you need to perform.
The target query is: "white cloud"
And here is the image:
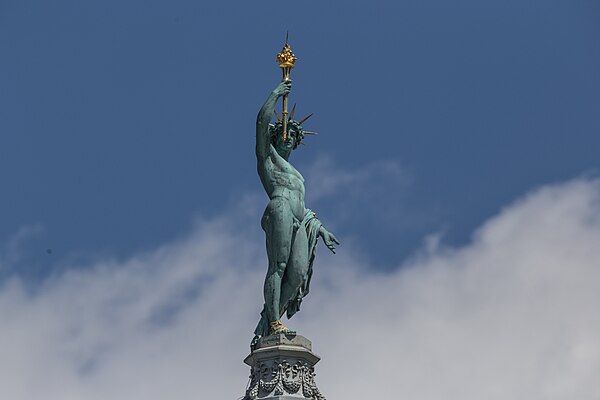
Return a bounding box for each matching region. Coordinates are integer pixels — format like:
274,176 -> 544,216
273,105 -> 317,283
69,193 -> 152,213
301,155 -> 411,202
1,179 -> 599,400
0,225 -> 43,270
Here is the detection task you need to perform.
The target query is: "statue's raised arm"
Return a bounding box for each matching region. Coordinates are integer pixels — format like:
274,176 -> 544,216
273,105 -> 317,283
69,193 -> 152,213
255,81 -> 291,161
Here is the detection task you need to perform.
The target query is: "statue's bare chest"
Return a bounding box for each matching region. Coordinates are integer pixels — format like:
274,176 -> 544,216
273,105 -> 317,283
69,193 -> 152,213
265,147 -> 305,192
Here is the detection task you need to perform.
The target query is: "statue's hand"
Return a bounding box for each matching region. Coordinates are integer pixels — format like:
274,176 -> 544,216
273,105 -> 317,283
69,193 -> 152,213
273,80 -> 292,98
319,227 -> 340,254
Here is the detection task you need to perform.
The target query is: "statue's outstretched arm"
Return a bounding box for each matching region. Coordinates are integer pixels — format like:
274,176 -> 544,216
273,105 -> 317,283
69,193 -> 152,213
256,81 -> 292,160
306,209 -> 340,254
318,224 -> 340,254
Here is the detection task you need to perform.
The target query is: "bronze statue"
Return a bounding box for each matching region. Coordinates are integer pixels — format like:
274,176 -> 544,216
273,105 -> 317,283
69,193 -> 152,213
252,40 -> 339,345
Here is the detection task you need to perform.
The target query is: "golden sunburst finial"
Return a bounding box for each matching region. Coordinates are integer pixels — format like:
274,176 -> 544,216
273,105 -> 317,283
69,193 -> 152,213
276,38 -> 298,71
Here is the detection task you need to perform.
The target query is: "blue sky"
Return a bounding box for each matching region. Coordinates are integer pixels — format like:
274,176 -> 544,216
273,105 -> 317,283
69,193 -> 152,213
1,1 -> 600,398
2,0 -> 599,275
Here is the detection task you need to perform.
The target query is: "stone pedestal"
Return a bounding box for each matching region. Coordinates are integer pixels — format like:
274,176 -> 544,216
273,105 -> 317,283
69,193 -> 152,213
242,334 -> 326,400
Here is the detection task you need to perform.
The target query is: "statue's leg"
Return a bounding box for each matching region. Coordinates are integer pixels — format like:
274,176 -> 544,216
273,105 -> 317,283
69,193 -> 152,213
279,225 -> 309,317
262,197 -> 294,329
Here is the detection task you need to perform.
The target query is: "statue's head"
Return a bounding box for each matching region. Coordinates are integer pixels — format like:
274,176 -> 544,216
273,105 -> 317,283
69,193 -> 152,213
270,110 -> 315,160
270,120 -> 305,159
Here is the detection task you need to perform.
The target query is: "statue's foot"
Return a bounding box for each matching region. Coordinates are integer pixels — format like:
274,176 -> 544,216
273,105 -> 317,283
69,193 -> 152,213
269,320 -> 296,335
251,335 -> 260,347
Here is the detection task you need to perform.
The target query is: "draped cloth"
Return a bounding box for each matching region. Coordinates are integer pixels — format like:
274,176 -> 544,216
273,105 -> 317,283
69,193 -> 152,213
253,209 -> 322,338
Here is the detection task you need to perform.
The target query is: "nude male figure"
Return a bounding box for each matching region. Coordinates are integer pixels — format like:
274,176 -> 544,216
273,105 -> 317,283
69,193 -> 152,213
252,80 -> 339,343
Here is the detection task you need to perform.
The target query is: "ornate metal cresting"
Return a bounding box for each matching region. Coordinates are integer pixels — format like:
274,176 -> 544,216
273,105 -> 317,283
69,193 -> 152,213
244,360 -> 325,400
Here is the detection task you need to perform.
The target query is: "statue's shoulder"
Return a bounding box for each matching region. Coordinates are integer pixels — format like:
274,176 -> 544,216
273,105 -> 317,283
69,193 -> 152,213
267,145 -> 286,168
257,145 -> 303,186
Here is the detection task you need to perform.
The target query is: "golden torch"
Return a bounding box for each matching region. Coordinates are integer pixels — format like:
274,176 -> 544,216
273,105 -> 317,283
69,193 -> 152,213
276,35 -> 298,140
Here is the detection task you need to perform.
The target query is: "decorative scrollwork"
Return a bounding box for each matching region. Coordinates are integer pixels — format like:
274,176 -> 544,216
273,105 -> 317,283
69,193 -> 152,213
242,359 -> 325,400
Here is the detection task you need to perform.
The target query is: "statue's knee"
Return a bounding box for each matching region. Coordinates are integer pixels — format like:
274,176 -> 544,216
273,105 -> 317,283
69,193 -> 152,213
276,262 -> 287,275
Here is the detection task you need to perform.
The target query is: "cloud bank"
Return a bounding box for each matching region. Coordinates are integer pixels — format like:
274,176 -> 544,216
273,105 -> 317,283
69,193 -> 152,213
1,179 -> 599,400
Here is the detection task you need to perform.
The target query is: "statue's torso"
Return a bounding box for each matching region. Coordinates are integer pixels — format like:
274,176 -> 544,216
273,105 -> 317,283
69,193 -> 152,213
258,145 -> 306,221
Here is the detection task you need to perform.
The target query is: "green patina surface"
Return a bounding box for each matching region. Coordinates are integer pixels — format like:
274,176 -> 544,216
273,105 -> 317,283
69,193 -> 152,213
252,80 -> 339,343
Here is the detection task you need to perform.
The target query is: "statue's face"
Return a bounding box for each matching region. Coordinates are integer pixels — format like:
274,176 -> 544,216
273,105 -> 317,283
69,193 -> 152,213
273,127 -> 300,159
